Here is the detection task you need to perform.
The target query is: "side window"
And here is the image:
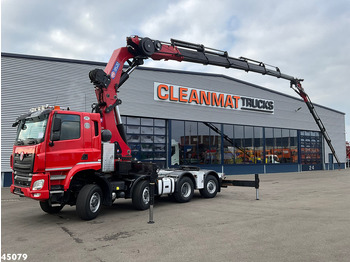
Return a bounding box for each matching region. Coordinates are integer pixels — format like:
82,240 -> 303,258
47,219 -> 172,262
54,114 -> 81,141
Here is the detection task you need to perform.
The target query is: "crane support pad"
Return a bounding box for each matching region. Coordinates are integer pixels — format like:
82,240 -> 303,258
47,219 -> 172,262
222,174 -> 259,189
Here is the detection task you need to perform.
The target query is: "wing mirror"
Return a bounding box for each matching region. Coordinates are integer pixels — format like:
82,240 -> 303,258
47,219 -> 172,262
50,118 -> 61,145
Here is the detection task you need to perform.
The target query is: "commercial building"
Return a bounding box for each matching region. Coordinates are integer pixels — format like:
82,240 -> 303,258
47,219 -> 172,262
1,53 -> 346,186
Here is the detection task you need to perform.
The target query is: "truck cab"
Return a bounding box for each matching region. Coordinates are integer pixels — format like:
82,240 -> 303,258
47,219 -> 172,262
10,105 -> 101,203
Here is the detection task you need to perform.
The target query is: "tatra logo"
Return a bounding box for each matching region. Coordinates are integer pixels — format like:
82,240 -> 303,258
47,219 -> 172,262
154,82 -> 274,113
19,152 -> 25,161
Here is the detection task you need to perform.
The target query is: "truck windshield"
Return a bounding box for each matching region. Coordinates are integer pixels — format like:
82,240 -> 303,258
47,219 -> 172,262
16,115 -> 48,145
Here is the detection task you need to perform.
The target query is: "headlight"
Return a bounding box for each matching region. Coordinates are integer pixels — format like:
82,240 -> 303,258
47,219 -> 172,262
32,179 -> 45,190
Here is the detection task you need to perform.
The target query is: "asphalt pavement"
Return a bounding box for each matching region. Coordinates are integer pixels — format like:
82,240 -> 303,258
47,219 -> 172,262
1,169 -> 350,262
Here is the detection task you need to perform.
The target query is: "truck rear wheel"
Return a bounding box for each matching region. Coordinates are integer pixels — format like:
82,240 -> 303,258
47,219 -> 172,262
76,184 -> 102,220
132,180 -> 150,210
200,175 -> 218,198
39,200 -> 64,214
173,176 -> 194,203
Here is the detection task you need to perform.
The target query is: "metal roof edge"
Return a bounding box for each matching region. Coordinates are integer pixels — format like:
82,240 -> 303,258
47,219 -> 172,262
1,52 -> 107,66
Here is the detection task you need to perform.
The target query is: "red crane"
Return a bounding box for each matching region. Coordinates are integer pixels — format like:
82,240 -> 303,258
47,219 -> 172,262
90,36 -> 340,166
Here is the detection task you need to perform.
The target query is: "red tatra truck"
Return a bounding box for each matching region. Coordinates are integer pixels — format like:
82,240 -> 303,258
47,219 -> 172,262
10,36 -> 339,220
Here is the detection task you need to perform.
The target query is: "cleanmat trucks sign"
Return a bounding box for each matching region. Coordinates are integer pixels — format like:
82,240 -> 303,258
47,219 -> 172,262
154,82 -> 274,114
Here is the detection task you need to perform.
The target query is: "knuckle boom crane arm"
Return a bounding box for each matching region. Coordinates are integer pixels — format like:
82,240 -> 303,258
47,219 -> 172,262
89,36 -> 340,166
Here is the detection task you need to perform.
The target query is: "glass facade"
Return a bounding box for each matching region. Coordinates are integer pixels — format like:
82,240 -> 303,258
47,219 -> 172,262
170,121 -> 222,165
300,131 -> 322,165
265,128 -> 298,164
169,120 -> 321,167
122,116 -> 323,169
122,116 -> 167,168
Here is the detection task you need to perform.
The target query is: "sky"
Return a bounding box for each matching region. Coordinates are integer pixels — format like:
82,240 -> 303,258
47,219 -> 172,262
1,0 -> 350,141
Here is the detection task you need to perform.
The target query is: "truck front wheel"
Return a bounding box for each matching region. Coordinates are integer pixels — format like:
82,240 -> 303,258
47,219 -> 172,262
132,180 -> 150,210
76,184 -> 102,220
200,175 -> 218,198
173,177 -> 194,203
39,200 -> 64,214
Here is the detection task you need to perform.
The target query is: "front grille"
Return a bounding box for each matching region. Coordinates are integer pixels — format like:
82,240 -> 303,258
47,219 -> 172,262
13,153 -> 34,173
14,172 -> 32,187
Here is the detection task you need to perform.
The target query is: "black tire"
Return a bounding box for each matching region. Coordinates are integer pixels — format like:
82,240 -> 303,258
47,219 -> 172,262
39,200 -> 64,214
132,180 -> 150,210
173,176 -> 194,203
76,184 -> 102,220
200,175 -> 219,198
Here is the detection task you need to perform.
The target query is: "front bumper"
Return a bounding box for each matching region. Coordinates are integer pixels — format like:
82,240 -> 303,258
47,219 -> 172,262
10,173 -> 50,200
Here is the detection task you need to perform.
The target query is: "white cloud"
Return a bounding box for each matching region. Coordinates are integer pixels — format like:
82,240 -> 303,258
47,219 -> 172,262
139,0 -> 232,46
